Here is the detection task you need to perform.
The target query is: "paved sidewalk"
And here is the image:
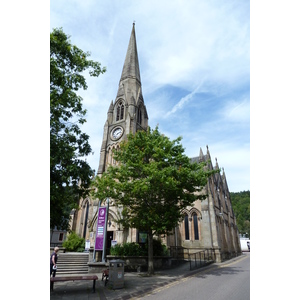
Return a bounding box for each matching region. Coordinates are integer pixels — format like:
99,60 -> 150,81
50,255 -> 246,300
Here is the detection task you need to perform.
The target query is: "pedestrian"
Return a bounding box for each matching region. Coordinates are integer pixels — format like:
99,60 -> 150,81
247,241 -> 250,252
50,247 -> 59,277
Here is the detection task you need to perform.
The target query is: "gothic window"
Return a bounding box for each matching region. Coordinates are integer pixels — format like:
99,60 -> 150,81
116,101 -> 124,121
112,147 -> 116,165
193,214 -> 199,240
184,215 -> 189,240
137,106 -> 142,124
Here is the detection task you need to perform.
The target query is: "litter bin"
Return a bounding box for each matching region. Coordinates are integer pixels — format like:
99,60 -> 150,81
108,259 -> 124,289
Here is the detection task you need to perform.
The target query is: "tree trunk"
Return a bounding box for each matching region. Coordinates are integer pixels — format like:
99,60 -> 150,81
147,231 -> 154,274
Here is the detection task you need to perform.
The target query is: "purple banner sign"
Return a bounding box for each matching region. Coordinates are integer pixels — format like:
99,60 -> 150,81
95,207 -> 107,250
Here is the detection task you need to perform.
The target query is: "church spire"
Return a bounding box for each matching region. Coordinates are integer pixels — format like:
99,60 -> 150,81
116,23 -> 143,108
120,22 -> 141,84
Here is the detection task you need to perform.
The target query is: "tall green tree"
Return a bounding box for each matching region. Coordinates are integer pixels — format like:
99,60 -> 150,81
230,190 -> 250,237
92,127 -> 216,274
50,28 -> 106,230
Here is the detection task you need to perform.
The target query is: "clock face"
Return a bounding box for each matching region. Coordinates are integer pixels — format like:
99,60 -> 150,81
111,126 -> 123,140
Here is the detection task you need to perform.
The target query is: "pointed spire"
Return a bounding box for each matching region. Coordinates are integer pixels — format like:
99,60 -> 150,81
120,23 -> 141,83
206,145 -> 210,157
199,147 -> 205,162
215,157 -> 219,169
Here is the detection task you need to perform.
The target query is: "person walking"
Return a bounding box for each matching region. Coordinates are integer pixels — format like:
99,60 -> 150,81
50,247 -> 59,277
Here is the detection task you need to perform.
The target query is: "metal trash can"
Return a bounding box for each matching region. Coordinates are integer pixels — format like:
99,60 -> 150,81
108,259 -> 124,289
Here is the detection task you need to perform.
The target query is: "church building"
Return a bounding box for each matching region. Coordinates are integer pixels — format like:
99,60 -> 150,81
69,23 -> 241,262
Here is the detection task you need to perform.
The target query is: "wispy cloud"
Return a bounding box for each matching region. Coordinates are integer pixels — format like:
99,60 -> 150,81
165,83 -> 204,117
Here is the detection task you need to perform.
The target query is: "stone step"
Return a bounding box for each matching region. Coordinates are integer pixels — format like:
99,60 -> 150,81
54,252 -> 89,275
57,258 -> 88,262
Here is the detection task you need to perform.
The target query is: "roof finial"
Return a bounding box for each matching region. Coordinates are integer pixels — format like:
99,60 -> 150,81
133,20 -> 135,26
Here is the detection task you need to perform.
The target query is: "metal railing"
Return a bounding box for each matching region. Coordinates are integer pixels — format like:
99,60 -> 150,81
169,246 -> 242,270
188,248 -> 216,270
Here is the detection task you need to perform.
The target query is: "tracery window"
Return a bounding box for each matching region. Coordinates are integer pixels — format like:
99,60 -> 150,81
116,101 -> 124,121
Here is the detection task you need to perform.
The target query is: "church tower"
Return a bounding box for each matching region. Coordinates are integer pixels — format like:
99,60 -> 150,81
97,23 -> 148,176
69,23 -> 149,254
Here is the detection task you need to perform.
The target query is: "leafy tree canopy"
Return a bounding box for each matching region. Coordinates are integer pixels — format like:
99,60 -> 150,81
230,190 -> 250,238
91,126 -> 216,273
50,28 -> 106,230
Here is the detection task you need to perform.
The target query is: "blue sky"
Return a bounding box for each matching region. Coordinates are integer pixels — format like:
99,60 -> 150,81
50,0 -> 250,192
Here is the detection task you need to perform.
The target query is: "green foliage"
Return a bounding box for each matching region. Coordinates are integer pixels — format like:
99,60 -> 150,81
109,239 -> 168,257
50,28 -> 106,230
92,126 -> 216,273
230,191 -> 250,237
110,242 -> 146,256
91,126 -> 215,236
62,231 -> 85,252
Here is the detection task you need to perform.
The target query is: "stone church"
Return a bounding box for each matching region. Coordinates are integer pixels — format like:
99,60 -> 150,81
69,24 -> 241,262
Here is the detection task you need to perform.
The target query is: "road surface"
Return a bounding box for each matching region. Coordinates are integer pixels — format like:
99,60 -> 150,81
139,253 -> 250,300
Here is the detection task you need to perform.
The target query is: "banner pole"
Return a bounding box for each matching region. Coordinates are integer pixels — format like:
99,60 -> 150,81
93,200 -> 101,262
102,198 -> 110,262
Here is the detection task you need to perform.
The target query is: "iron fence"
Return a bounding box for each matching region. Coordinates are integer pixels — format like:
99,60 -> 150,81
188,248 -> 216,270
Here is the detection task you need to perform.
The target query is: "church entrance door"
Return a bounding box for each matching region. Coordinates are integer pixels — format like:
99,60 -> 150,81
106,231 -> 114,254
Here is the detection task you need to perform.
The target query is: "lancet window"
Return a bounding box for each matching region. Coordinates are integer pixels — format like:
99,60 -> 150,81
116,101 -> 124,121
137,106 -> 142,124
193,213 -> 199,240
184,214 -> 189,240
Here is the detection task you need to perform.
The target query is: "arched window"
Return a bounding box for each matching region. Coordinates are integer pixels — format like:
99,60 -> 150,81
112,147 -> 116,165
116,101 -> 124,121
137,106 -> 142,124
184,215 -> 189,240
193,214 -> 199,240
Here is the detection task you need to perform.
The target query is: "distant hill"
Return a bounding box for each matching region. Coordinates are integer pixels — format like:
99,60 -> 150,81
230,191 -> 250,238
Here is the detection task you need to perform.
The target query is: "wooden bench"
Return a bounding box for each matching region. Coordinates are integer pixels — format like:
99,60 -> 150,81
50,275 -> 98,293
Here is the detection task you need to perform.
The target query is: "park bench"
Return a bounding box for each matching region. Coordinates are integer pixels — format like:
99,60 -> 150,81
50,275 -> 98,293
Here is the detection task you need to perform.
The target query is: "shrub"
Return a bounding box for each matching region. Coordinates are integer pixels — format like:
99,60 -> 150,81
109,239 -> 168,256
62,231 -> 85,252
110,242 -> 146,256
